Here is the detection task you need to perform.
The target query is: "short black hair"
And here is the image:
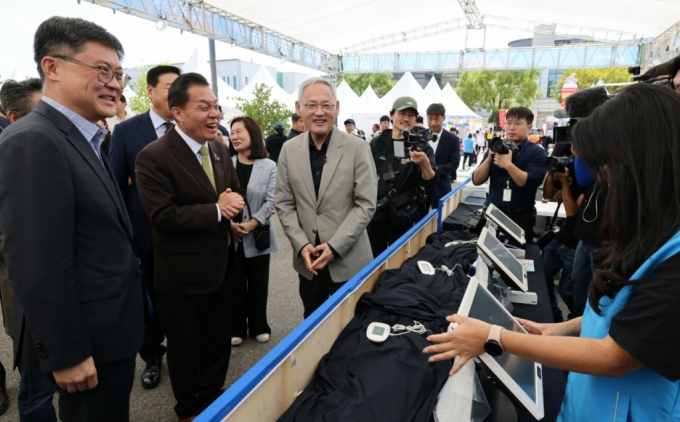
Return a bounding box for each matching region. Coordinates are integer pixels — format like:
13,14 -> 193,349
292,112 -> 301,123
168,72 -> 209,110
0,78 -> 43,118
667,55 -> 680,79
505,106 -> 534,125
33,17 -> 124,79
415,116 -> 424,124
380,115 -> 390,122
426,103 -> 446,117
119,94 -> 126,103
229,116 -> 268,159
147,65 -> 181,87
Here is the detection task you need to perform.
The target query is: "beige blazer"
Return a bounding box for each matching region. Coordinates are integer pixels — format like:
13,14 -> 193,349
275,129 -> 377,282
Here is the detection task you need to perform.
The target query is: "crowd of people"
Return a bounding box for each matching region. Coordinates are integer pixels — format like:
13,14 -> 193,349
0,14 -> 679,422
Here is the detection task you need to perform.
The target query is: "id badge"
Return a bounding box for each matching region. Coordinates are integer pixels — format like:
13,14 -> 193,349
503,189 -> 512,202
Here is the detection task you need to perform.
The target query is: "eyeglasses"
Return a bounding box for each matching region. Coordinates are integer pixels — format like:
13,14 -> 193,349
53,55 -> 130,88
302,103 -> 335,112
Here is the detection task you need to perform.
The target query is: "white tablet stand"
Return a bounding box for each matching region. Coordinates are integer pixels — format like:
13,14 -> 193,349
485,220 -> 526,259
477,251 -> 537,305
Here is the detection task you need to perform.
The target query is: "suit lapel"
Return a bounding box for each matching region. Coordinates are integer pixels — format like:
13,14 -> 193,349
316,131 -> 343,206
247,159 -> 264,201
138,111 -> 159,144
169,128 -> 217,200
296,133 -> 316,203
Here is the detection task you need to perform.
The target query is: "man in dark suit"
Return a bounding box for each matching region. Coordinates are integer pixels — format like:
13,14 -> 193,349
108,64 -> 180,389
0,17 -> 144,421
136,73 -> 245,422
421,103 -> 461,208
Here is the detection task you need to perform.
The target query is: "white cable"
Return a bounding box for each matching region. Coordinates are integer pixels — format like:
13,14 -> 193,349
438,264 -> 463,276
389,320 -> 430,336
444,239 -> 479,248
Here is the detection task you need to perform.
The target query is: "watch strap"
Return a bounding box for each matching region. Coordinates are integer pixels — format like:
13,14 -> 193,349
486,325 -> 504,349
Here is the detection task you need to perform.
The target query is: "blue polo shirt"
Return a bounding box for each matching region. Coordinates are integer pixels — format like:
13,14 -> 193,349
476,138 -> 547,208
463,137 -> 475,153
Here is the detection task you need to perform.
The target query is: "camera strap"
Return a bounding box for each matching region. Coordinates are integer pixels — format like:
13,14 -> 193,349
550,202 -> 562,225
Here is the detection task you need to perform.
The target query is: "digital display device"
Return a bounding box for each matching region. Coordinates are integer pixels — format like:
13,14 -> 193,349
373,326 -> 385,336
457,277 -> 544,420
477,228 -> 528,292
485,204 -> 526,245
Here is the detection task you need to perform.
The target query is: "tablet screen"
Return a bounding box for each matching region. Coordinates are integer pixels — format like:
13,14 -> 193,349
486,205 -> 524,244
482,230 -> 525,287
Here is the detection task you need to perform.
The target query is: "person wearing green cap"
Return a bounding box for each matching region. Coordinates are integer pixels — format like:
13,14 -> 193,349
366,96 -> 438,257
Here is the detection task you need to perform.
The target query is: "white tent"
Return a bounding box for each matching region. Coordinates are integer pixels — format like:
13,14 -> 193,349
440,83 -> 481,120
239,65 -> 295,109
181,48 -> 240,110
379,72 -> 436,116
359,84 -> 382,113
336,80 -> 362,128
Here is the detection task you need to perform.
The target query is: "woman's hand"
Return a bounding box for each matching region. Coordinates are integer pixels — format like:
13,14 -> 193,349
230,222 -> 249,241
516,317 -> 579,337
423,314 -> 491,375
243,218 -> 261,232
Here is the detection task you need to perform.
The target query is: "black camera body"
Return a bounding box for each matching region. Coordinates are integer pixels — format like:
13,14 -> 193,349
545,156 -> 574,174
402,129 -> 435,153
489,137 -> 518,160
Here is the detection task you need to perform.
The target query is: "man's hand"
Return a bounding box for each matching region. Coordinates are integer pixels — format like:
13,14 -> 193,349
53,356 -> 98,393
300,244 -> 320,276
230,221 -> 249,241
409,150 -> 428,166
493,152 -> 514,170
310,243 -> 336,273
218,188 -> 245,219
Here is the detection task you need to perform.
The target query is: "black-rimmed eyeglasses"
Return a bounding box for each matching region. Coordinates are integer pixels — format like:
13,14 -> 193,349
53,55 -> 131,89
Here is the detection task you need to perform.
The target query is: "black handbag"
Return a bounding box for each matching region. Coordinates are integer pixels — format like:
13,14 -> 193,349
246,203 -> 271,251
537,202 -> 562,250
464,206 -> 487,234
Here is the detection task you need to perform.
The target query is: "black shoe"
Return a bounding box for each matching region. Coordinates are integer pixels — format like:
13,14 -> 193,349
0,378 -> 9,415
141,356 -> 162,389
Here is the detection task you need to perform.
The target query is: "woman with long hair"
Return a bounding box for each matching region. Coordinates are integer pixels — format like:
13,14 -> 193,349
229,116 -> 279,346
424,84 -> 680,421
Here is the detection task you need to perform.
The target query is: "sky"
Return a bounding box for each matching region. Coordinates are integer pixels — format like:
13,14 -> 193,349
1,0 -> 678,81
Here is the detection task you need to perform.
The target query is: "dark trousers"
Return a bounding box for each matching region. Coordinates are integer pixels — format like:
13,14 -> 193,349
542,239 -> 577,321
462,153 -> 474,168
569,240 -> 598,318
19,368 -> 57,422
138,250 -> 166,363
298,269 -> 346,319
156,278 -> 231,418
56,356 -> 136,422
367,220 -> 409,258
232,243 -> 271,338
501,207 -> 536,244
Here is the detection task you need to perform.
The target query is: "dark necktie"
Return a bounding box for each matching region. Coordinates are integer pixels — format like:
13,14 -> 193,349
164,122 -> 173,135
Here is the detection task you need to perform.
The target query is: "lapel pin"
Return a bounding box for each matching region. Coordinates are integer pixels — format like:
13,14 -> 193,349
214,154 -> 220,162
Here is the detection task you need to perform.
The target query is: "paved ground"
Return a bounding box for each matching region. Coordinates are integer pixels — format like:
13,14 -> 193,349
0,153 -> 568,421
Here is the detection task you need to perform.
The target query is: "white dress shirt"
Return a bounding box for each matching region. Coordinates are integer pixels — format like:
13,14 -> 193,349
149,108 -> 175,139
428,128 -> 444,155
175,126 -> 222,222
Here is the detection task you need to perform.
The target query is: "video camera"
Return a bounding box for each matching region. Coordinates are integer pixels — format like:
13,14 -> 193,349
401,129 -> 436,153
489,137 -> 518,160
628,66 -> 674,89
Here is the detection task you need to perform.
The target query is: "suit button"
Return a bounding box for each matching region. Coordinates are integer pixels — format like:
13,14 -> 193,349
136,269 -> 142,276
312,229 -> 317,234
316,211 -> 321,216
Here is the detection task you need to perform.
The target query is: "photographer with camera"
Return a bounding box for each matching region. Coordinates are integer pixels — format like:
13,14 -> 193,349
540,148 -> 587,323
367,97 -> 437,257
472,107 -> 547,242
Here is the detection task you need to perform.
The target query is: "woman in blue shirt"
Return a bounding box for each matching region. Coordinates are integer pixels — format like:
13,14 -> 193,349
424,84 -> 680,421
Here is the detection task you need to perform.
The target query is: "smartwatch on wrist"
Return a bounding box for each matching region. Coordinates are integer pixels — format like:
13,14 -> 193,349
484,325 -> 504,357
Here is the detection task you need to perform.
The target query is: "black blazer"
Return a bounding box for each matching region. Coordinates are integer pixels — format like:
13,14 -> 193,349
135,128 -> 240,296
421,128 -> 461,207
0,101 -> 144,372
108,111 -> 159,253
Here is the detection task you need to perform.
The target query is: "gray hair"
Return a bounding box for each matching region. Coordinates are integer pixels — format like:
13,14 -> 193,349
0,78 -> 43,118
297,77 -> 337,102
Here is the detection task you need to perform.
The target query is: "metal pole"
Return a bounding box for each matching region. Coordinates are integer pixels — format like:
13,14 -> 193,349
209,38 -> 219,99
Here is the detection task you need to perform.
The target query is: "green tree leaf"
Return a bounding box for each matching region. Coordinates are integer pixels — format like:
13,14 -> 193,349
456,70 -> 541,125
340,73 -> 396,98
551,68 -> 631,102
234,84 -> 294,135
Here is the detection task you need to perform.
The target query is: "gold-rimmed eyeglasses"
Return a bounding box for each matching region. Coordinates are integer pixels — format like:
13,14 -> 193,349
53,55 -> 131,89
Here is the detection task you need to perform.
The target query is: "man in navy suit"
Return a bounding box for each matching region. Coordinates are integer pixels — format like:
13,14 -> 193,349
108,65 -> 181,389
420,103 -> 460,208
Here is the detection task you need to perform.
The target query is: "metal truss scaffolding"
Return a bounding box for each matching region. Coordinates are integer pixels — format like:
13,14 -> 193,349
641,19 -> 680,70
88,0 -> 334,71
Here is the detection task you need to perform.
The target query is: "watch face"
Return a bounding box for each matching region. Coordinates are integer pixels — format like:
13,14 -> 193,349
484,340 -> 503,357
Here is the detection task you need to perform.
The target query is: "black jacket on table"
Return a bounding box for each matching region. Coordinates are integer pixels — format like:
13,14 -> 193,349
369,130 -> 438,223
0,101 -> 144,372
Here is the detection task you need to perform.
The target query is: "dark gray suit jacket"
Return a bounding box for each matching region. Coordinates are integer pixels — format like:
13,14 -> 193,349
0,101 -> 144,372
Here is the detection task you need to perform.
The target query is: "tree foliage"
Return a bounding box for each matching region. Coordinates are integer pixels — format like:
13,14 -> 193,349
456,70 -> 541,125
341,73 -> 396,98
128,61 -> 169,116
234,84 -> 293,135
551,68 -> 631,102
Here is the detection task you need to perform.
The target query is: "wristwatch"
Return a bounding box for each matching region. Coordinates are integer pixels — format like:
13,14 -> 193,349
484,325 -> 504,357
